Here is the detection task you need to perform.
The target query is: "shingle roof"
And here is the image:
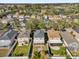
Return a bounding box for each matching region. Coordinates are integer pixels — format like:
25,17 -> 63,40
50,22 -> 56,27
47,28 -> 60,39
34,30 -> 44,38
0,29 -> 17,40
60,31 -> 79,46
0,29 -> 18,47
73,27 -> 79,33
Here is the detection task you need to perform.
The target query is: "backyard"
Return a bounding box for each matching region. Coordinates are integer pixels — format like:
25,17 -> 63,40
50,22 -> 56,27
0,48 -> 9,57
51,46 -> 67,56
32,45 -> 48,59
71,51 -> 79,56
12,44 -> 29,56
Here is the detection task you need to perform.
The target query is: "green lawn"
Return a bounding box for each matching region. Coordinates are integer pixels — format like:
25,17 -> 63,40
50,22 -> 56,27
33,45 -> 47,59
51,46 -> 67,56
12,45 -> 29,56
0,48 -> 8,57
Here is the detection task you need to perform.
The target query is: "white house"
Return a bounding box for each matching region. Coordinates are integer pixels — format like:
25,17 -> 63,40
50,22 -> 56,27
47,28 -> 62,46
33,30 -> 45,45
18,31 -> 30,46
18,15 -> 25,21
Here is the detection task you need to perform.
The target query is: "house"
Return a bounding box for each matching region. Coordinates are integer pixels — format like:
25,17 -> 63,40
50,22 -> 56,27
60,31 -> 79,51
13,12 -> 19,19
1,19 -> 8,24
47,28 -> 62,46
17,31 -> 30,46
1,16 -> 11,24
73,27 -> 79,33
66,28 -> 79,41
18,15 -> 25,21
48,15 -> 53,20
33,30 -> 45,45
0,29 -> 18,48
7,14 -> 13,19
43,15 -> 49,24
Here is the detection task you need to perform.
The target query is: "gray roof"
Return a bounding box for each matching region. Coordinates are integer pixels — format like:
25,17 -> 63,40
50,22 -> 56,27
34,30 -> 44,38
73,27 -> 79,33
60,31 -> 79,50
0,29 -> 18,47
0,29 -> 17,40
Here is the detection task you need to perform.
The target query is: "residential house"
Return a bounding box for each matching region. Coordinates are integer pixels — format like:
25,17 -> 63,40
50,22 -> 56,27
43,15 -> 49,24
0,29 -> 18,48
1,16 -> 11,24
33,30 -> 45,45
60,31 -> 79,52
73,27 -> 79,33
7,14 -> 13,19
13,12 -> 19,19
18,15 -> 25,21
18,31 -> 30,46
47,28 -> 62,46
66,28 -> 79,41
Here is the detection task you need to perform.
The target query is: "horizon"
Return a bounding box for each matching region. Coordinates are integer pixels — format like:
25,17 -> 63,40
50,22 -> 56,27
0,0 -> 79,3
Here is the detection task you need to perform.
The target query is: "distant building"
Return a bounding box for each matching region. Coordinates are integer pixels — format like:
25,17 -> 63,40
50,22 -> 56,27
0,29 -> 18,48
33,30 -> 45,45
18,15 -> 25,21
47,28 -> 62,46
18,31 -> 30,46
60,31 -> 79,51
73,27 -> 79,33
1,19 -> 8,24
13,12 -> 19,19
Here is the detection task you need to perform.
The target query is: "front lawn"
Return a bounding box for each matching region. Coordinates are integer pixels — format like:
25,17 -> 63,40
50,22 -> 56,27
51,46 -> 67,56
12,45 -> 29,56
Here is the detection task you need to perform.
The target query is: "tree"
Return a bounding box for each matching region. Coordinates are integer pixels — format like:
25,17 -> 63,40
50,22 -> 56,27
25,19 -> 36,30
26,18 -> 47,30
38,20 -> 46,29
57,20 -> 66,30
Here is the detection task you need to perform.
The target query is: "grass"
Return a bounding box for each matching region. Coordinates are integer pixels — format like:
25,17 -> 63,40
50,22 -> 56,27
33,45 -> 47,59
12,45 -> 29,56
0,48 -> 9,57
71,51 -> 79,56
51,46 -> 67,56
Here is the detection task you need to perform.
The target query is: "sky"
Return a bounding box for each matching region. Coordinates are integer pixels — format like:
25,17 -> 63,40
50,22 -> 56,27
0,0 -> 79,3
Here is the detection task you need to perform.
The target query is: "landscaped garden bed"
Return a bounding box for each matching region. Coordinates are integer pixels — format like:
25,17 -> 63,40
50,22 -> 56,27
50,46 -> 67,56
0,48 -> 9,57
12,44 -> 29,56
